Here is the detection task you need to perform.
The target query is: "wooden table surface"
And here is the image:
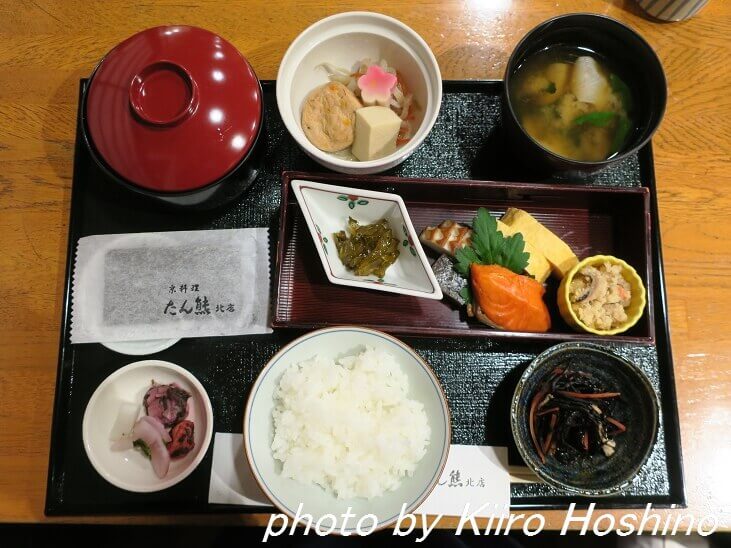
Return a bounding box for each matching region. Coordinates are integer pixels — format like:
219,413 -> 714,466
1,0 -> 729,531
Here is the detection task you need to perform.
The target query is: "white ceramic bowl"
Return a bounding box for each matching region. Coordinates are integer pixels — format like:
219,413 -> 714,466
244,327 -> 451,532
292,179 -> 443,299
277,11 -> 442,174
82,360 -> 213,492
101,338 -> 179,356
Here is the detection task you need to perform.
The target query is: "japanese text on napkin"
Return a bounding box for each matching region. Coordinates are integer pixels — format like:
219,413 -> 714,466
70,228 -> 271,343
416,445 -> 510,518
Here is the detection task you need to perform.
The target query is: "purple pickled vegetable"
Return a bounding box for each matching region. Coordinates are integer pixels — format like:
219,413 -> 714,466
143,382 -> 191,427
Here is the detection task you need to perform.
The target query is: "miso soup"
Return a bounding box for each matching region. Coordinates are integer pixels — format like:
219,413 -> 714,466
509,47 -> 634,162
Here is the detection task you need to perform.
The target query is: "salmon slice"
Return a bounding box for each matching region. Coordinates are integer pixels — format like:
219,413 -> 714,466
470,264 -> 551,333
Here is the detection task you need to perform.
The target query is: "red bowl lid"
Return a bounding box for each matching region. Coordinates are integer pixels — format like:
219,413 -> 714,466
85,25 -> 262,193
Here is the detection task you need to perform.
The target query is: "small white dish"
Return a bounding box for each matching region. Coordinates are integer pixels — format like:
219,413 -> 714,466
291,179 -> 442,300
82,360 -> 213,492
243,326 -> 451,532
277,11 -> 442,174
102,338 -> 180,356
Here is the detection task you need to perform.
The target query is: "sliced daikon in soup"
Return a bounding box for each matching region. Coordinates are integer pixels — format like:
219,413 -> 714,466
571,56 -> 610,106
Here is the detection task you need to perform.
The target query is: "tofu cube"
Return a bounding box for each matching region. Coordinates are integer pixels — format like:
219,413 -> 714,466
351,106 -> 402,161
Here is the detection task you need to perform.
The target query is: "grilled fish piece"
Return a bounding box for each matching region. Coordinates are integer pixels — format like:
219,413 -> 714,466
419,220 -> 472,256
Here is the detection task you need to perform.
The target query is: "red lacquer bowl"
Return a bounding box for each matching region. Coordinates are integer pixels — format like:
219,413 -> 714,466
83,25 -> 264,208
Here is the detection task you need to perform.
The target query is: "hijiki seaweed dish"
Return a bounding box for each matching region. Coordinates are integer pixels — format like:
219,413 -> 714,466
528,366 -> 626,464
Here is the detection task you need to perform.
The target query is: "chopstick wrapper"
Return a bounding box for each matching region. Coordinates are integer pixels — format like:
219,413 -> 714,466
208,439 -> 511,515
70,228 -> 272,343
208,433 -> 269,506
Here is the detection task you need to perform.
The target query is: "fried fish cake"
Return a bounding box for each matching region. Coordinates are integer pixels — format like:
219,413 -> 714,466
301,82 -> 363,152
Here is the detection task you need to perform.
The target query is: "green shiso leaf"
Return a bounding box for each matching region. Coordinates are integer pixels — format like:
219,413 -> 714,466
459,286 -> 472,305
452,207 -> 530,277
500,233 -> 531,275
471,208 -> 502,265
455,246 -> 480,276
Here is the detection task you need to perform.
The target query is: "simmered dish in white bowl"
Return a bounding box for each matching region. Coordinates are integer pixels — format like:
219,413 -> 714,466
244,327 -> 450,531
277,11 -> 442,174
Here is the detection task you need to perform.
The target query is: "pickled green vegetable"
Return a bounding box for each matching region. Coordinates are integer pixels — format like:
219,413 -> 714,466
334,217 -> 399,278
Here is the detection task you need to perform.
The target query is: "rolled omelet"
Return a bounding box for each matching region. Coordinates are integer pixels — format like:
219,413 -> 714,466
501,208 -> 578,279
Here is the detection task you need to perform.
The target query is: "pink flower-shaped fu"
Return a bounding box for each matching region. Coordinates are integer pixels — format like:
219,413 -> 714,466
357,65 -> 398,107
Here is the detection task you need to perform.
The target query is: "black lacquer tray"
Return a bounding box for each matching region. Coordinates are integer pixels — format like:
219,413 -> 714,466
46,80 -> 685,515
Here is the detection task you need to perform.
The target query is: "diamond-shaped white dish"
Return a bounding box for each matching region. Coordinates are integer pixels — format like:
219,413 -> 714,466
291,179 -> 442,300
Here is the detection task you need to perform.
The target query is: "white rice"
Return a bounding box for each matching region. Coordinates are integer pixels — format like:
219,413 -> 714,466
271,346 -> 431,499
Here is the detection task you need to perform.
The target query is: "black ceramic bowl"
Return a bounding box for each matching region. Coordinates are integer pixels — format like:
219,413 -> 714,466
502,13 -> 667,174
511,342 -> 659,496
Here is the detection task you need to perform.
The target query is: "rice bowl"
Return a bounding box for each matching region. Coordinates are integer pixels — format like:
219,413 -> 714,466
243,327 -> 450,532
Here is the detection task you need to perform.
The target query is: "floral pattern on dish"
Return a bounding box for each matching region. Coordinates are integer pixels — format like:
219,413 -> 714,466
337,194 -> 369,210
